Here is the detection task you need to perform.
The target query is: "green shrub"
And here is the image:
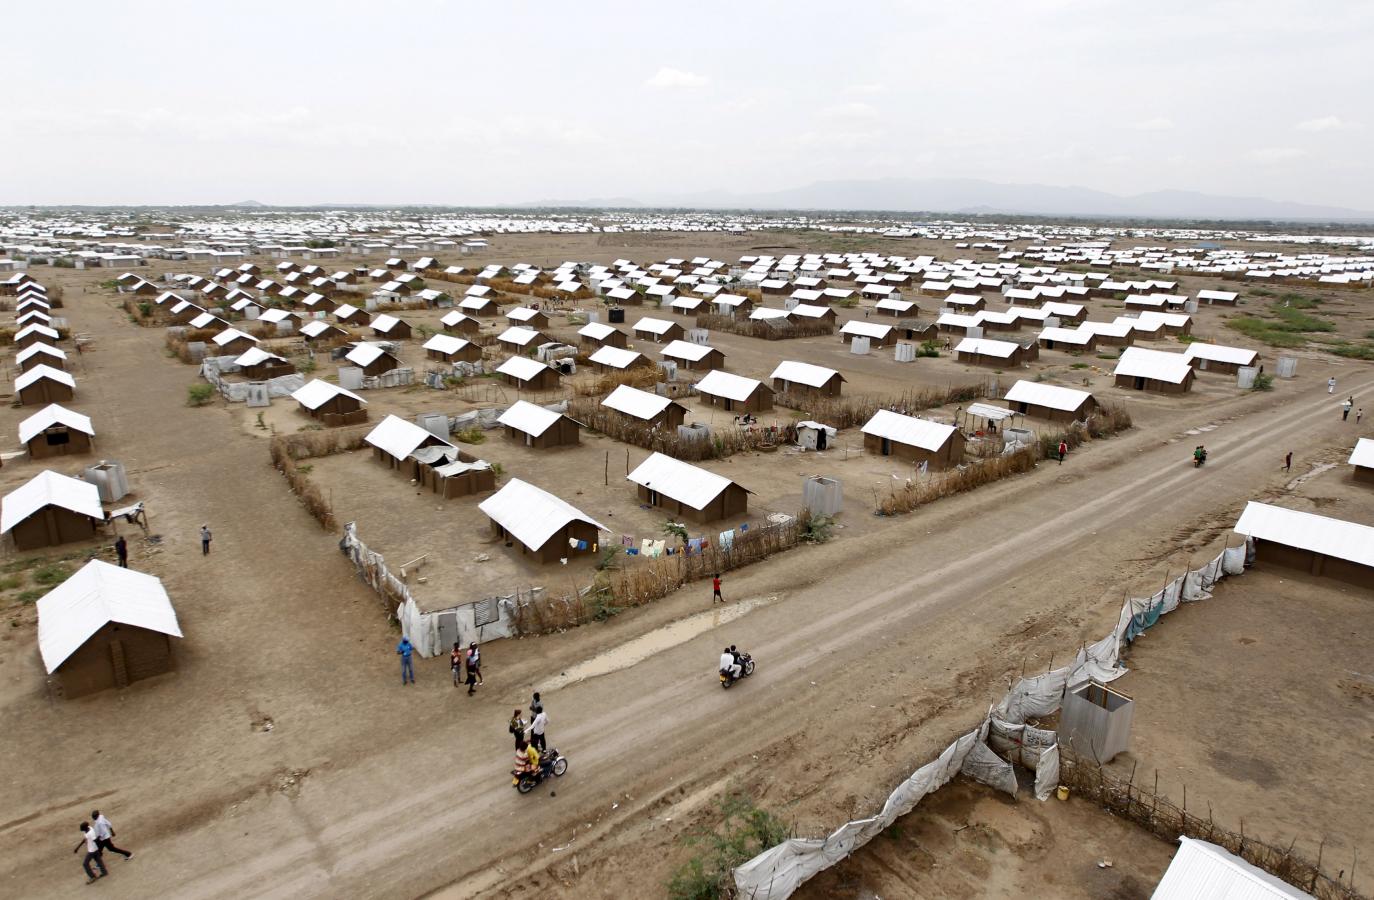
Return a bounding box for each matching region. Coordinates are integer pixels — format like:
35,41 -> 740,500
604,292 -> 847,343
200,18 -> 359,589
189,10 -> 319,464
17,590 -> 45,604
187,383 -> 216,406
666,794 -> 791,900
1329,343 -> 1374,360
1251,373 -> 1275,391
33,564 -> 72,587
0,575 -> 23,591
453,426 -> 485,444
1070,362 -> 1089,369
918,339 -> 941,357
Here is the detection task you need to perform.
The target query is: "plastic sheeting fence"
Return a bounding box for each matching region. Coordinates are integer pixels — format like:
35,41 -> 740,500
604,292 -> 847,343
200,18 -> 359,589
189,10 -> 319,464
340,522 -> 520,658
733,542 -> 1250,899
199,358 -> 305,402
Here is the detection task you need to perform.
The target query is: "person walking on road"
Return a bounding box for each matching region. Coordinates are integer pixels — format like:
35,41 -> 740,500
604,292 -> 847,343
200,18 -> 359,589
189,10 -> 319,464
74,822 -> 107,884
1328,376 -> 1337,394
530,691 -> 543,719
200,524 -> 212,555
508,709 -> 526,748
1359,408 -> 1365,425
1284,451 -> 1292,472
529,707 -> 548,752
1343,398 -> 1353,421
92,810 -> 132,861
450,642 -> 463,688
397,636 -> 415,685
1057,440 -> 1068,464
712,573 -> 723,603
114,535 -> 128,568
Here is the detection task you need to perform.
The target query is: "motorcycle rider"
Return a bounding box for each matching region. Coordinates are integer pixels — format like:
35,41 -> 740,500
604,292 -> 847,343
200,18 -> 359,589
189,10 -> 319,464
720,646 -> 741,681
1194,445 -> 1207,466
729,645 -> 744,672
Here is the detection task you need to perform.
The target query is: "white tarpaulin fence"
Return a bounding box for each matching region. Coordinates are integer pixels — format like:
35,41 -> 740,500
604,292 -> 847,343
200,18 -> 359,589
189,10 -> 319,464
733,541 -> 1252,899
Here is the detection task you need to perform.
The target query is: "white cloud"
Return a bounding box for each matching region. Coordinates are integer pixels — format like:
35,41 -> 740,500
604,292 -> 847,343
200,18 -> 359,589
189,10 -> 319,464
1248,146 -> 1306,163
823,102 -> 879,120
1130,116 -> 1175,131
847,83 -> 885,94
644,67 -> 708,89
1296,115 -> 1345,132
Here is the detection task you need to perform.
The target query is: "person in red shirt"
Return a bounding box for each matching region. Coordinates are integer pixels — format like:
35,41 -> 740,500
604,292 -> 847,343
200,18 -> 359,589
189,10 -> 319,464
1057,440 -> 1068,464
712,573 -> 723,603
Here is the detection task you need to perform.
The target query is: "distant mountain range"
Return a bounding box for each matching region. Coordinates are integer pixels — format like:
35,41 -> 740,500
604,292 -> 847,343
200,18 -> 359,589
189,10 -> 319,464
518,177 -> 1374,222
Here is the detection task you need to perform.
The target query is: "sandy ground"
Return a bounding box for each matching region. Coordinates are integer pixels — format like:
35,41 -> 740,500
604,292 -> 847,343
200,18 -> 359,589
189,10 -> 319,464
0,239 -> 1371,899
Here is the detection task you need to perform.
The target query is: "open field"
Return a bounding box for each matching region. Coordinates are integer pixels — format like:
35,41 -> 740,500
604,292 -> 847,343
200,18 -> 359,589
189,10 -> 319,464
1,224 -> 1372,900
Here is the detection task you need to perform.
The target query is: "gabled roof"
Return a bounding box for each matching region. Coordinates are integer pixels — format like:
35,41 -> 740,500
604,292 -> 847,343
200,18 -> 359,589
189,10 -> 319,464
234,347 -> 287,367
18,404 -> 95,445
578,321 -> 618,341
211,327 -> 258,348
588,346 -> 644,369
498,400 -> 576,437
344,342 -> 393,367
769,361 -> 843,388
956,337 -> 1017,358
1004,379 -> 1093,412
15,364 -> 76,392
602,384 -> 677,420
1183,342 -> 1258,366
628,452 -> 747,510
364,414 -> 452,460
478,478 -> 607,551
506,307 -> 543,322
1113,347 -> 1193,383
37,561 -> 182,674
695,370 -> 769,402
16,323 -> 59,342
861,409 -> 957,451
16,343 -> 66,366
299,319 -> 343,338
660,339 -> 717,362
1,470 -> 103,534
371,314 -> 406,333
633,316 -> 677,335
1234,501 -> 1374,569
496,355 -> 553,382
1152,837 -> 1310,900
422,334 -> 473,355
839,320 -> 892,338
1349,437 -> 1374,469
441,310 -> 477,329
291,378 -> 365,410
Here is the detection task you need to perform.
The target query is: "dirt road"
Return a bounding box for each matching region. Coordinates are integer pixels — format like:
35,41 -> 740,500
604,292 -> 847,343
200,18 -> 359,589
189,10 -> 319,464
3,272 -> 1369,899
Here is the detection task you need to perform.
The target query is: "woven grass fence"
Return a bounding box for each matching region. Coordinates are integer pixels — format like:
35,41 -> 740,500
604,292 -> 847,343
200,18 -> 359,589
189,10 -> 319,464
1058,751 -> 1364,900
778,382 -> 993,431
567,397 -> 782,461
695,313 -> 835,340
267,426 -> 374,531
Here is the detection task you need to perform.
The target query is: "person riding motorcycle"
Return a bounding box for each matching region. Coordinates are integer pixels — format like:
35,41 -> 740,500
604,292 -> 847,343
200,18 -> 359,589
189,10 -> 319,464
719,647 -> 741,681
512,740 -> 540,786
1193,445 -> 1207,466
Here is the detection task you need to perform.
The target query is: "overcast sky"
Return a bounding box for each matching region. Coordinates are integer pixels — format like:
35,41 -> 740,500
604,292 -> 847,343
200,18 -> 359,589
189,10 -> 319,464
4,0 -> 1371,208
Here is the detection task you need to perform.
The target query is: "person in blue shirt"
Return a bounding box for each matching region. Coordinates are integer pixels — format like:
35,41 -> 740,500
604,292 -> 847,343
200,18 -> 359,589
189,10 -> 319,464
397,637 -> 415,685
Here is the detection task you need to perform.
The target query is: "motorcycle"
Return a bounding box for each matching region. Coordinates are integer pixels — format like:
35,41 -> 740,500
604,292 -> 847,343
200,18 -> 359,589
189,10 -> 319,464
1193,449 -> 1208,468
719,652 -> 756,689
512,748 -> 568,794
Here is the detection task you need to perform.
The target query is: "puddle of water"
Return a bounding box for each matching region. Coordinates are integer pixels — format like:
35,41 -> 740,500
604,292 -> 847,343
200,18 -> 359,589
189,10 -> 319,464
1284,462 -> 1336,490
544,595 -> 776,690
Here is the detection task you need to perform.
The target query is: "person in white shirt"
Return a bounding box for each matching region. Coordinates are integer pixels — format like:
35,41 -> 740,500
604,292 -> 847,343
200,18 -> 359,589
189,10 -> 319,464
73,821 -> 107,883
529,709 -> 549,752
92,810 -> 132,860
720,648 -> 740,680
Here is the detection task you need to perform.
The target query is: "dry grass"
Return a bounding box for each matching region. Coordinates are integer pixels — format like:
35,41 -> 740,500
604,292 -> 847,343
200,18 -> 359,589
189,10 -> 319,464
568,396 -> 784,460
778,382 -> 993,431
570,365 -> 661,397
877,403 -> 1133,516
267,426 -> 375,531
695,313 -> 835,340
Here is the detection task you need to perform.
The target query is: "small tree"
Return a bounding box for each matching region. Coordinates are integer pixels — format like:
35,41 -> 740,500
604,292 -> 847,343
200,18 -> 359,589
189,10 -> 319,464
187,383 -> 215,406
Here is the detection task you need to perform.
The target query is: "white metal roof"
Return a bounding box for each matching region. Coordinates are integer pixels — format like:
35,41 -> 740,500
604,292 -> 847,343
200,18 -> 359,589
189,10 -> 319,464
371,313 -> 405,333
497,326 -> 541,346
1233,501 -> 1374,569
16,343 -> 66,365
1184,342 -> 1258,366
498,400 -> 569,437
299,319 -> 338,338
1039,326 -> 1093,345
602,384 -> 676,420
364,414 -> 451,460
627,452 -> 743,510
1004,380 -> 1093,412
1197,289 -> 1240,302
334,303 -> 364,319
291,379 -> 366,411
577,321 -> 617,341
875,298 -> 916,312
695,370 -> 767,403
588,346 -> 643,369
633,316 -> 676,335
422,334 -> 472,355
212,327 -> 257,348
18,404 -> 95,445
791,304 -> 832,319
1151,836 -> 1312,900
37,560 -> 182,674
16,323 -> 59,341
1350,437 -> 1374,469
234,347 -> 286,367
749,308 -> 791,321
770,360 -> 842,388
1114,347 -> 1193,383
660,339 -> 716,362
1,469 -> 104,534
14,364 -> 76,392
478,478 -> 608,550
344,342 -> 391,367
955,337 -> 1017,358
495,355 -> 552,382
506,306 -> 542,322
861,409 -> 957,451
840,320 -> 893,339
441,310 -> 476,329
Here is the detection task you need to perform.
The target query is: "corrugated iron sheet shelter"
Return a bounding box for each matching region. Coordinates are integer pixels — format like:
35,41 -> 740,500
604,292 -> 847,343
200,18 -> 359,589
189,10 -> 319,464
861,410 -> 965,471
19,404 -> 95,458
1003,380 -> 1097,423
1233,501 -> 1374,588
497,401 -> 582,449
479,479 -> 607,564
696,371 -> 773,414
1151,837 -> 1311,900
627,452 -> 750,523
2,470 -> 104,550
291,379 -> 368,426
37,561 -> 182,698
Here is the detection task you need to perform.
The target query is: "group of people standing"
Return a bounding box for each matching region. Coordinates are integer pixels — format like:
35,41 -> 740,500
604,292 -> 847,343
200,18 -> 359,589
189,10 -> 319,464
450,641 -> 483,695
